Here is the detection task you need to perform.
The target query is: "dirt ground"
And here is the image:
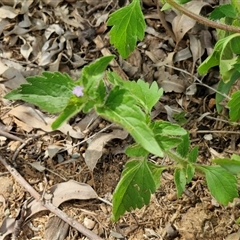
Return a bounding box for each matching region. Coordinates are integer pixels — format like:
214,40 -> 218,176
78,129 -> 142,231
1,0 -> 240,239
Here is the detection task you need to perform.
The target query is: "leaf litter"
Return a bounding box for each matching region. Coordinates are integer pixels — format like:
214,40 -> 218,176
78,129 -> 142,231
0,0 -> 240,239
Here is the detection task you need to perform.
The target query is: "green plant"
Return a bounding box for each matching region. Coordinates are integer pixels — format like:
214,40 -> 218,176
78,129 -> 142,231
196,1 -> 240,116
4,0 -> 240,221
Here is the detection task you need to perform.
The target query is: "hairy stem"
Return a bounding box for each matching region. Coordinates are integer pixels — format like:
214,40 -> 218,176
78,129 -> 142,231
165,0 -> 240,33
165,149 -> 188,166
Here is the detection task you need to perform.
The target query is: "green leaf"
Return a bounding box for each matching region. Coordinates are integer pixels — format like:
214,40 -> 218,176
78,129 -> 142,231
107,72 -> 163,113
52,101 -> 82,129
188,146 -> 198,163
157,136 -> 182,151
232,0 -> 240,14
230,37 -> 240,54
79,56 -> 114,98
125,143 -> 149,157
174,168 -> 186,197
112,159 -> 157,221
151,120 -> 187,136
228,90 -> 240,121
173,111 -> 187,125
197,165 -> 238,205
198,51 -> 219,75
161,0 -> 191,11
213,158 -> 240,175
198,33 -> 240,81
136,80 -> 163,112
82,80 -> 107,113
96,86 -> 165,157
216,70 -> 240,113
107,71 -> 125,87
209,4 -> 237,20
176,133 -> 190,158
81,55 -> 114,78
4,72 -> 75,113
232,154 -> 240,161
151,121 -> 186,151
186,164 -> 195,183
125,79 -> 163,113
220,58 -> 238,82
107,0 -> 146,58
147,161 -> 166,189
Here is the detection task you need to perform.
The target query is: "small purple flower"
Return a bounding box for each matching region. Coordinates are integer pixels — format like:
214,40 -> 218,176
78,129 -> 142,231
72,86 -> 84,97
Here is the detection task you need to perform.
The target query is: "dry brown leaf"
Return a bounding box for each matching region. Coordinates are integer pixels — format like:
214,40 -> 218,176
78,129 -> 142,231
76,110 -> 98,132
24,180 -> 98,220
174,47 -> 192,62
172,1 -> 210,43
19,36 -> 33,61
157,70 -> 188,93
0,218 -> 16,240
46,145 -> 64,159
45,216 -> 69,240
85,129 -> 129,171
28,161 -> 46,172
189,34 -> 204,67
200,29 -> 214,55
0,180 -> 98,239
0,6 -> 19,19
2,105 -> 84,138
39,37 -> 65,66
225,230 -> 240,240
42,0 -> 63,7
2,67 -> 27,90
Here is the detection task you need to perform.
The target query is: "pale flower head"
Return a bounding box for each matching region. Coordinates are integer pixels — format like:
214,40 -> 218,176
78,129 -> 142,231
72,86 -> 84,97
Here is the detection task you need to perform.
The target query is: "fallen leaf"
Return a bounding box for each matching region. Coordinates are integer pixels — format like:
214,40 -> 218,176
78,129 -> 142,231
26,180 -> 98,219
172,1 -> 210,43
2,104 -> 84,138
0,180 -> 98,239
2,67 -> 27,90
46,145 -> 63,159
85,129 -> 128,171
0,6 -> 19,19
157,70 -> 189,93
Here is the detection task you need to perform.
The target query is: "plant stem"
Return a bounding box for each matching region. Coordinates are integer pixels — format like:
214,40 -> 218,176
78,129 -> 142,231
165,0 -> 240,33
165,149 -> 188,166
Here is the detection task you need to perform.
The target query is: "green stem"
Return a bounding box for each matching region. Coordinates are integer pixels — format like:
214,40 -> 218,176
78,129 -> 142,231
165,149 -> 188,166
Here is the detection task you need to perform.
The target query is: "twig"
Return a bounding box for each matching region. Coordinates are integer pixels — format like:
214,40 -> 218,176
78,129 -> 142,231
58,123 -> 114,153
155,0 -> 176,41
98,196 -> 113,206
0,129 -> 25,143
0,155 -> 104,240
12,137 -> 35,165
165,0 -> 240,33
162,64 -> 230,99
196,130 -> 240,135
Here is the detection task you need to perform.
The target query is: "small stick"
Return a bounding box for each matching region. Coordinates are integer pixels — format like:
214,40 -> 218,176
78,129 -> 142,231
0,155 -> 104,240
0,129 -> 25,143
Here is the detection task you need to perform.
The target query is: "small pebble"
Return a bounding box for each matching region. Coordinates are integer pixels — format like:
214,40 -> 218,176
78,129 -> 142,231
167,192 -> 177,201
84,217 -> 95,230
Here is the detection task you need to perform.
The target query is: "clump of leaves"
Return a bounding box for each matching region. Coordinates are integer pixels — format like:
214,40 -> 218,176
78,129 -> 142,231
198,1 -> 240,115
5,56 -> 239,221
